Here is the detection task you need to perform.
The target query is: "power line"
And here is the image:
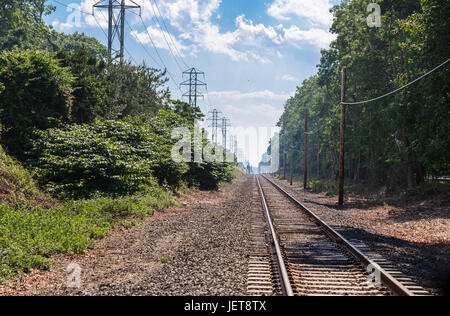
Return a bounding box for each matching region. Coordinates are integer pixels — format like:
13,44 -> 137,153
96,9 -> 140,63
180,68 -> 207,107
51,0 -> 181,93
204,86 -> 214,112
137,14 -> 182,93
51,0 -> 137,63
207,109 -> 222,144
150,0 -> 189,69
146,0 -> 184,73
221,117 -> 231,150
124,19 -> 162,68
342,59 -> 450,105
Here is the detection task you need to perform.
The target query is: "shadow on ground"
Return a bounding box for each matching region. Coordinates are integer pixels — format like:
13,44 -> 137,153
334,225 -> 450,295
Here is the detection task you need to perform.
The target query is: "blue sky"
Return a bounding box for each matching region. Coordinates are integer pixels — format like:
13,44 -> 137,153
45,0 -> 341,165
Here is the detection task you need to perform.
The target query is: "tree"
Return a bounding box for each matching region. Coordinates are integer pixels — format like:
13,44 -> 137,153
170,99 -> 205,123
0,48 -> 74,159
100,61 -> 169,120
50,32 -> 108,59
56,47 -> 107,124
271,0 -> 449,191
0,0 -> 55,51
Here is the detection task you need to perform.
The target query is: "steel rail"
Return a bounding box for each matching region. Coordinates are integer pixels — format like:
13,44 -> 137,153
261,175 -> 415,297
256,175 -> 294,296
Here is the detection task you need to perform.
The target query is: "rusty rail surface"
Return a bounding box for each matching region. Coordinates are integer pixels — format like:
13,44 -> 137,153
260,175 -> 415,296
256,175 -> 294,296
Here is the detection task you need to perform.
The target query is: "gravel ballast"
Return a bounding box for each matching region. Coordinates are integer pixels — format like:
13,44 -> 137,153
270,177 -> 450,295
1,176 -> 255,296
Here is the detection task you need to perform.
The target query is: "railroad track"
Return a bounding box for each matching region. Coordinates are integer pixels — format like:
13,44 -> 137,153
247,175 -> 430,296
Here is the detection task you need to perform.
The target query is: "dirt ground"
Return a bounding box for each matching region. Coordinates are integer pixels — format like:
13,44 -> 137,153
1,174 -> 448,296
0,176 -> 255,296
272,177 -> 450,295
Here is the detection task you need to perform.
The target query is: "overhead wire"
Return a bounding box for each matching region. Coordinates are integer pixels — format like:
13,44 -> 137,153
51,0 -> 138,63
144,0 -> 184,73
52,0 -> 182,93
342,59 -> 450,105
136,14 -> 183,93
150,0 -> 190,69
306,58 -> 450,135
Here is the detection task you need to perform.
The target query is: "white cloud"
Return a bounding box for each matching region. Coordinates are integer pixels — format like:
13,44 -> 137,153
283,26 -> 336,49
51,19 -> 74,32
79,0 -> 335,63
208,90 -> 293,102
268,0 -> 334,27
234,15 -> 283,46
130,26 -> 188,56
280,74 -> 299,82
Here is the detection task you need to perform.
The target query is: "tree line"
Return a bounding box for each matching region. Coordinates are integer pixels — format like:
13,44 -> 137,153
0,0 -> 236,197
270,0 -> 449,191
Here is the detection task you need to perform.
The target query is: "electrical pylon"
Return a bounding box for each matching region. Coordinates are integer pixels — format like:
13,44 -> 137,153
93,0 -> 141,62
221,117 -> 231,150
180,68 -> 207,107
207,109 -> 222,144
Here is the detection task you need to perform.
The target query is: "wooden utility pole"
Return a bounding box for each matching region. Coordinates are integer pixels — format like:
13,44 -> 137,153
279,137 -> 282,178
290,134 -> 294,185
339,68 -> 347,206
283,136 -> 287,179
304,109 -> 308,189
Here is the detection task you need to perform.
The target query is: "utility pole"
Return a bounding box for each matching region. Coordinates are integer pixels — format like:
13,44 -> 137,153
304,109 -> 308,189
283,135 -> 287,179
181,68 -> 207,107
207,109 -> 221,144
93,0 -> 141,62
290,133 -> 294,186
221,117 -> 231,150
339,68 -> 347,206
279,137 -> 282,178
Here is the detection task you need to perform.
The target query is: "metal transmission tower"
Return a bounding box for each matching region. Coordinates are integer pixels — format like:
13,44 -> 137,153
221,117 -> 231,150
207,109 -> 222,144
181,68 -> 207,107
229,136 -> 238,160
93,0 -> 141,62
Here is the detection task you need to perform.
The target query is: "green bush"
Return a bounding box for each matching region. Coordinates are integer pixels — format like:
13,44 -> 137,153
0,48 -> 74,159
184,162 -> 235,190
0,144 -> 51,207
27,111 -> 189,199
27,109 -> 237,198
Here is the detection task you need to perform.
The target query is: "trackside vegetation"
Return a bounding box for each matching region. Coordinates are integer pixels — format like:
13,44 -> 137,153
0,1 -> 238,281
270,0 -> 449,193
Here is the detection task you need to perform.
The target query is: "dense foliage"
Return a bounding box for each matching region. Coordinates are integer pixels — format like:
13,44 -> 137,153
0,0 -> 238,282
27,110 -> 236,198
0,145 -> 50,207
56,47 -> 107,124
0,0 -> 53,51
100,61 -> 169,120
0,48 -> 74,159
0,1 -> 106,57
27,111 -> 187,199
273,0 -> 449,190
